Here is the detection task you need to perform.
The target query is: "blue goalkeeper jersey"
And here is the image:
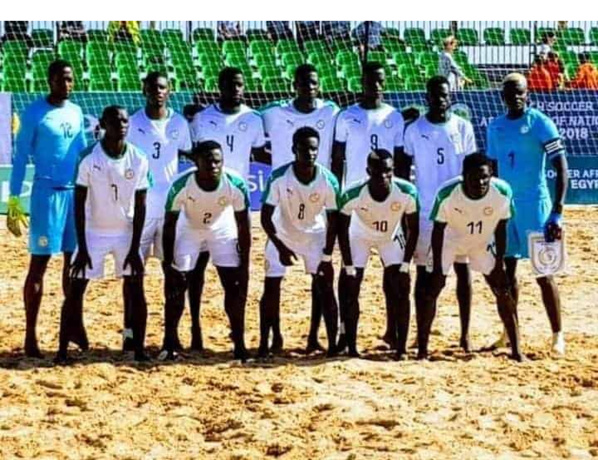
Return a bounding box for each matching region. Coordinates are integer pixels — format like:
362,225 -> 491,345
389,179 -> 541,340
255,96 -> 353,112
486,107 -> 565,202
10,97 -> 87,195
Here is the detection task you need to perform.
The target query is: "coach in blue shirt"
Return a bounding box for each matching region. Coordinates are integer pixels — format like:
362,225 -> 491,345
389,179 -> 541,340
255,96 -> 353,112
486,72 -> 568,355
8,59 -> 87,358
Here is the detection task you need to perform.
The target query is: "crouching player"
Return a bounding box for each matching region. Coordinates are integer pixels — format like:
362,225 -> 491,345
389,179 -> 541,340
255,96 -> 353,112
160,141 -> 250,361
419,153 -> 524,362
338,150 -> 419,359
259,127 -> 340,358
56,106 -> 151,363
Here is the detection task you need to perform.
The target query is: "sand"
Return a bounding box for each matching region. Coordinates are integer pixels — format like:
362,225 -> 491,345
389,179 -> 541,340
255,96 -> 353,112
0,206 -> 597,459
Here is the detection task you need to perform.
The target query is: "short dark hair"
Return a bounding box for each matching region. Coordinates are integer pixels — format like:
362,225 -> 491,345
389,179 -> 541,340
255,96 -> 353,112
367,149 -> 393,167
294,63 -> 317,82
48,59 -> 72,79
462,152 -> 492,175
192,140 -> 222,157
144,71 -> 168,86
426,75 -> 450,93
363,61 -> 385,77
101,105 -> 126,121
218,66 -> 243,87
292,126 -> 319,146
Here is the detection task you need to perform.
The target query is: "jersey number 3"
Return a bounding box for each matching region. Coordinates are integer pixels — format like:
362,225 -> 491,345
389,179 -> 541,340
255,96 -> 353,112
153,142 -> 161,159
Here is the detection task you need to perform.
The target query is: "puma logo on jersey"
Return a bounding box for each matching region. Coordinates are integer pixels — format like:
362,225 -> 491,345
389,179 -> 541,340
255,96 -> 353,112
209,121 -> 218,128
285,119 -> 294,127
351,118 -> 362,124
187,196 -> 196,202
93,165 -> 101,171
421,134 -> 430,140
359,206 -> 369,212
286,187 -> 293,195
137,128 -> 146,135
453,207 -> 463,214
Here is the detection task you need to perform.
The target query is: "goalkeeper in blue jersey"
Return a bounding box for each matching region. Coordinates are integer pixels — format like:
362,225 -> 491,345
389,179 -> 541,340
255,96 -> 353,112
7,60 -> 87,358
486,73 -> 568,355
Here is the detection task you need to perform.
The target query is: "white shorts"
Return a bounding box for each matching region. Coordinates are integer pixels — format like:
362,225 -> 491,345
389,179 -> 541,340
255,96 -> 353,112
173,228 -> 238,272
414,218 -> 468,267
74,233 -> 142,279
350,233 -> 405,268
440,241 -> 495,276
140,217 -> 164,261
265,234 -> 325,278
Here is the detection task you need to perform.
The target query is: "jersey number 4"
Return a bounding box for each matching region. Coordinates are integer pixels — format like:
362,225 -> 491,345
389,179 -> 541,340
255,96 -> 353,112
226,135 -> 235,153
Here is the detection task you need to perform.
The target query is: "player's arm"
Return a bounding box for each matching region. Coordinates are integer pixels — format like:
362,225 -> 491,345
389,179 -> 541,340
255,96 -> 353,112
338,212 -> 353,268
494,219 -> 508,269
234,209 -> 251,268
9,108 -> 35,198
251,145 -> 271,165
551,153 -> 568,215
70,185 -> 93,278
394,150 -> 412,181
162,210 -> 179,269
403,211 -> 419,264
331,141 -> 346,184
124,189 -> 147,276
429,221 -> 447,296
261,203 -> 297,265
323,210 -> 338,258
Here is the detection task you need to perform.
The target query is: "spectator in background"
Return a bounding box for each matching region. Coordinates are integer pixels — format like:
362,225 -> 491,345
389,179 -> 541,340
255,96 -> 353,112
546,51 -> 565,89
297,21 -> 321,44
568,52 -> 598,90
322,21 -> 351,50
538,31 -> 556,57
59,22 -> 87,42
266,21 -> 293,41
439,36 -> 472,91
353,21 -> 384,58
108,21 -> 140,46
1,21 -> 32,47
528,55 -> 555,91
218,21 -> 242,41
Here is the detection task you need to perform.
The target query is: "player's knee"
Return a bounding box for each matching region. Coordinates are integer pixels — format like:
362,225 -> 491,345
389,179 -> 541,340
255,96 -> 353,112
536,275 -> 554,288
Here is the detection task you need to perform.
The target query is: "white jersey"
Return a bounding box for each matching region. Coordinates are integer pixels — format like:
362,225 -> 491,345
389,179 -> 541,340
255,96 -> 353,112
341,178 -> 419,241
190,103 -> 266,179
404,114 -> 477,216
335,102 -> 405,188
262,162 -> 340,245
430,176 -> 514,251
261,98 -> 340,169
127,108 -> 192,219
76,142 -> 151,236
166,168 -> 249,240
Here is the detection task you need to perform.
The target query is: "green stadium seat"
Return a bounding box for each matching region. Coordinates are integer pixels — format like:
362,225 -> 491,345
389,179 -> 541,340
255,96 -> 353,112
307,51 -> 332,67
262,77 -> 290,92
366,51 -> 387,65
2,77 -> 27,92
225,56 -> 252,76
115,51 -> 137,68
404,28 -> 427,47
484,27 -> 505,45
424,63 -> 439,78
244,77 -> 260,92
381,37 -> 406,53
118,75 -> 141,91
249,40 -> 273,57
393,52 -> 416,67
31,29 -> 54,48
589,51 -> 598,66
417,51 -> 438,66
201,64 -> 221,80
560,28 -> 586,45
89,78 -> 114,92
590,28 -> 598,45
275,40 -> 301,57
431,28 -> 451,48
89,68 -> 113,91
384,75 -> 404,92
195,40 -> 220,59
58,40 -> 83,60
87,29 -> 108,42
303,40 -> 327,55
329,38 -> 353,55
285,63 -> 299,79
2,41 -> 29,60
335,50 -> 359,68
404,76 -> 426,91
457,28 -> 479,46
254,52 -> 276,68
116,64 -> 139,81
198,52 -> 221,69
565,62 -> 579,79
454,50 -> 469,66
320,76 -> 345,92
560,50 -> 579,66
258,64 -> 283,80
31,78 -> 48,92
174,67 -> 199,91
397,63 -> 420,80
247,29 -> 269,41
86,42 -> 110,67
347,76 -> 361,93
222,40 -> 246,57
141,29 -> 165,50
341,63 -> 361,79
316,64 -> 337,79
31,62 -> 48,82
536,27 -> 555,43
193,28 -> 215,42
32,50 -> 55,72
281,52 -> 304,68
112,41 -> 138,55
510,28 -> 531,45
204,76 -> 219,92
171,49 -> 194,70
383,28 -> 401,39
162,29 -> 184,44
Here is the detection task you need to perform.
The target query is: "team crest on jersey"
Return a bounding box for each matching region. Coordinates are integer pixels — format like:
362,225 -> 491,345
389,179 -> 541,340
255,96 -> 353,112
38,236 -> 48,248
384,119 -> 393,129
316,120 -> 325,130
239,122 -> 248,132
169,129 -> 179,140
483,206 -> 494,216
309,193 -> 320,203
218,196 -> 229,207
520,125 -> 530,134
125,169 -> 135,180
390,201 -> 402,212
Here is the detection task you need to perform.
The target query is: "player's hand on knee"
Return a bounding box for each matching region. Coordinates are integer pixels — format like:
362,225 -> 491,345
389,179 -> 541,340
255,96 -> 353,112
6,196 -> 28,237
124,251 -> 144,277
276,242 -> 297,266
428,270 -> 446,299
70,250 -> 93,279
544,211 -> 563,243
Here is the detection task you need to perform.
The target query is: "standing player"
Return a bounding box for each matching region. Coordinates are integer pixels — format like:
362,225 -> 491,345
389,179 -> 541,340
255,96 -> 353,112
332,61 -> 405,349
259,127 -> 340,358
55,106 -> 150,363
262,64 -> 340,169
188,67 -> 266,350
486,73 -> 568,355
397,75 -> 478,352
7,60 -> 87,358
160,141 -> 251,361
261,63 -> 340,352
126,71 -> 192,351
338,150 -> 419,359
421,153 -> 523,361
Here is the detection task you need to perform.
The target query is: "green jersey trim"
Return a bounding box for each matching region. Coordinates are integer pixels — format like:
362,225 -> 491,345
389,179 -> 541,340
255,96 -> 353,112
165,171 -> 193,212
393,178 -> 420,213
225,171 -> 250,210
341,181 -> 368,211
429,180 -> 461,221
261,163 -> 292,204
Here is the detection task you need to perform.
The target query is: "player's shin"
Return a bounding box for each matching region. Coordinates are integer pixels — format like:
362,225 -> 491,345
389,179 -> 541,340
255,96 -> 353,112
382,270 -> 398,347
496,290 -> 524,361
126,276 -> 149,361
336,270 -> 348,352
314,275 -> 339,356
306,279 -> 325,353
162,278 -> 186,353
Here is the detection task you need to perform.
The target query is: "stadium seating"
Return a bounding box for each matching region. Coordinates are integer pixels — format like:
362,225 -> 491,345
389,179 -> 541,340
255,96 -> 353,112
32,29 -> 54,48
510,28 -> 531,45
483,27 -> 505,45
